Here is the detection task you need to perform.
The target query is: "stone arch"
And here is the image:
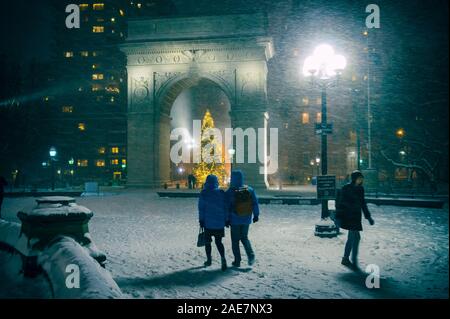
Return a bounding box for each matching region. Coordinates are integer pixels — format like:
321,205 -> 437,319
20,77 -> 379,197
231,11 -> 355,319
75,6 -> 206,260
121,13 -> 274,188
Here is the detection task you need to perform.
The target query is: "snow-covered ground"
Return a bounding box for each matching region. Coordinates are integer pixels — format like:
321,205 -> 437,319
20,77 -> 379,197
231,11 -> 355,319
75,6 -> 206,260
1,190 -> 448,299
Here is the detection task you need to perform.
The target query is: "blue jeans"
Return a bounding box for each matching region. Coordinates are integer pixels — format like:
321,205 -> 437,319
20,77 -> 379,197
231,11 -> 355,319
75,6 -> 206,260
230,225 -> 254,262
344,230 -> 360,264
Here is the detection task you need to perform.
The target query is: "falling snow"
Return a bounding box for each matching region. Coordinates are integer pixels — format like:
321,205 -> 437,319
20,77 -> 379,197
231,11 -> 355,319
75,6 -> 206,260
1,191 -> 448,299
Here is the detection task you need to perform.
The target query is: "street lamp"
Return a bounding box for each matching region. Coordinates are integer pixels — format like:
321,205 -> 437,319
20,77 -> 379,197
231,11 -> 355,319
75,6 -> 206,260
303,43 -> 346,236
49,146 -> 57,191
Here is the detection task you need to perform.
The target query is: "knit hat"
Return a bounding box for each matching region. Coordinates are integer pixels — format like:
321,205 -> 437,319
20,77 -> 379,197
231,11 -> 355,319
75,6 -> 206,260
351,170 -> 364,183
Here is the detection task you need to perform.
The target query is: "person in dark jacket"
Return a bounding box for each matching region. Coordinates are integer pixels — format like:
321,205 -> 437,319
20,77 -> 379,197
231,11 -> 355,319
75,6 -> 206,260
198,174 -> 228,271
0,176 -> 7,219
336,170 -> 375,270
225,170 -> 260,267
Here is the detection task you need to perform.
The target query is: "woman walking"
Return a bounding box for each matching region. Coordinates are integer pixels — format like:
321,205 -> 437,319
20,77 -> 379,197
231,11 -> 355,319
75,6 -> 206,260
336,170 -> 375,271
198,175 -> 228,271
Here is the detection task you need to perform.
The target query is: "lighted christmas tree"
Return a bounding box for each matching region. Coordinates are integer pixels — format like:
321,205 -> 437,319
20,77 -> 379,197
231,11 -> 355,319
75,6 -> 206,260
193,109 -> 226,186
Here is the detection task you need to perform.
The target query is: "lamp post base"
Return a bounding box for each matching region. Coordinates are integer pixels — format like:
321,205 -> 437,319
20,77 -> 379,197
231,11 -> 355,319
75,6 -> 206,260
314,217 -> 339,238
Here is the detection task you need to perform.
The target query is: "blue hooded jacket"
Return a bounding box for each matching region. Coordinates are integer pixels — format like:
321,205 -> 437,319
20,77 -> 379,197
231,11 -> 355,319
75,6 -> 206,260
225,170 -> 260,225
198,175 -> 227,229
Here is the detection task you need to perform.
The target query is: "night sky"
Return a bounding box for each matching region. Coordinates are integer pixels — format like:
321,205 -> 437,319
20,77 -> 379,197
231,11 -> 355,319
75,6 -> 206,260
0,0 -> 448,127
1,0 -> 448,69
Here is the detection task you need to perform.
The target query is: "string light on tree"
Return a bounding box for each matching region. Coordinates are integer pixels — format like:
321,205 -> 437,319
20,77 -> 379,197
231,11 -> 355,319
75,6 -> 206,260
192,109 -> 226,186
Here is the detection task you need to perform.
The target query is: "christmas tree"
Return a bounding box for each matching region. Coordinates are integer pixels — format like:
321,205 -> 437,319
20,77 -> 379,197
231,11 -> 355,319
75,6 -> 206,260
193,109 -> 226,186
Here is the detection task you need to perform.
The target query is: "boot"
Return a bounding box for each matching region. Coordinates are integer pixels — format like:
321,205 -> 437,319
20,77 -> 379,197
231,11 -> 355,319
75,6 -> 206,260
204,257 -> 212,267
248,255 -> 255,266
341,257 -> 358,271
232,260 -> 240,267
341,257 -> 353,268
221,258 -> 228,271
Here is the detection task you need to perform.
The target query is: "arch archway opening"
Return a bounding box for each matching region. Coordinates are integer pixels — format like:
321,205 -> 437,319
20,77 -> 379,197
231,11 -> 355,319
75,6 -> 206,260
167,78 -> 232,187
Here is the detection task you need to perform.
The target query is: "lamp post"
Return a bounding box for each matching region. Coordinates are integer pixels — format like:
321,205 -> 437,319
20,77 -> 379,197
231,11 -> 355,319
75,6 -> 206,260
310,160 -> 315,178
228,148 -> 235,172
315,156 -> 321,176
49,147 -> 57,191
303,44 -> 346,235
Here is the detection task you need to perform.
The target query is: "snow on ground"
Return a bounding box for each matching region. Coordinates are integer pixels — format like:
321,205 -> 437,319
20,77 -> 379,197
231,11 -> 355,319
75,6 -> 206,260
1,190 -> 448,299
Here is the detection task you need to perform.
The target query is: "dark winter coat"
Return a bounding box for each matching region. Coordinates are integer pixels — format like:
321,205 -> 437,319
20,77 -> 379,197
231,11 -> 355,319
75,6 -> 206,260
335,182 -> 371,231
0,177 -> 7,197
198,175 -> 227,230
225,170 -> 260,225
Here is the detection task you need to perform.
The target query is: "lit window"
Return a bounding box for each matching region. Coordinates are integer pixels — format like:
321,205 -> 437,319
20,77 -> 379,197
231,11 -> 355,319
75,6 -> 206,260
92,84 -> 102,91
396,128 -> 405,138
316,97 -> 321,105
78,123 -> 86,131
93,3 -> 105,10
98,147 -> 106,154
137,3 -> 142,8
302,112 -> 310,124
64,51 -> 74,58
302,97 -> 309,106
316,112 -> 322,123
92,73 -> 104,80
352,74 -> 357,81
122,159 -> 127,165
62,106 -> 73,113
79,4 -> 89,10
119,9 -> 125,16
92,64 -> 98,69
111,147 -> 119,154
96,160 -> 105,167
106,86 -> 120,94
111,159 -> 119,165
92,51 -> 99,57
80,51 -> 89,57
93,26 -> 105,33
77,159 -> 88,167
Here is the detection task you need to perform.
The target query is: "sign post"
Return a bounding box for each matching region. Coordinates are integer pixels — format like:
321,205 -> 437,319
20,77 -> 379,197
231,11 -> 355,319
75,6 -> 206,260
315,175 -> 339,237
316,175 -> 336,200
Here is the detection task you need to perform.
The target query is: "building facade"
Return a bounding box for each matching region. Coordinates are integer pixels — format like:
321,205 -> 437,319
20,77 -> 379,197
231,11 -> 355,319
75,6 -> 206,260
48,0 -> 176,186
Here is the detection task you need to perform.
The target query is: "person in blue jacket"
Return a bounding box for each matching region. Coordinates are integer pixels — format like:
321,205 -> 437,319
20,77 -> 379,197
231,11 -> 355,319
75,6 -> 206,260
225,170 -> 260,267
198,174 -> 228,271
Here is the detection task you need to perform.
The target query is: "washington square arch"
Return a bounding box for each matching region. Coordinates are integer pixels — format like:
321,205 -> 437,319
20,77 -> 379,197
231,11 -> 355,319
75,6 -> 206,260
120,13 -> 275,188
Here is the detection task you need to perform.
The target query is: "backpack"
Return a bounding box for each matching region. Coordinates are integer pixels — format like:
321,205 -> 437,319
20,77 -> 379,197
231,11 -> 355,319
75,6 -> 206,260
234,186 -> 253,217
